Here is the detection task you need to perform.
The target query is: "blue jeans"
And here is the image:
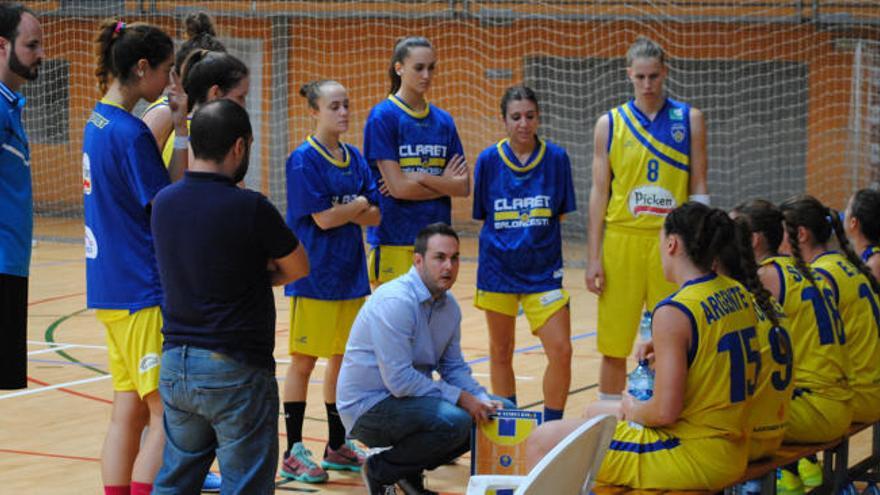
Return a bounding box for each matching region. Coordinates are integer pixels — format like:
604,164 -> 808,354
349,395 -> 514,484
153,346 -> 279,495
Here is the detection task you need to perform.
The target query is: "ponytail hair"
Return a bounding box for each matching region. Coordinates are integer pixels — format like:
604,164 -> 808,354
718,216 -> 781,327
180,50 -> 248,113
95,19 -> 173,94
830,204 -> 880,295
779,195 -> 830,291
388,36 -> 432,94
299,79 -> 337,110
732,199 -> 785,256
850,188 -> 880,246
175,11 -> 225,76
664,202 -> 735,273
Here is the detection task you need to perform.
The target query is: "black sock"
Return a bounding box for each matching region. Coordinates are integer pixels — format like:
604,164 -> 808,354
807,454 -> 818,463
326,402 -> 346,451
784,461 -> 798,473
283,401 -> 306,454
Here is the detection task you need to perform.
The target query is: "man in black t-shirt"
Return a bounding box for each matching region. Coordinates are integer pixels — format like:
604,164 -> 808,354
151,99 -> 309,494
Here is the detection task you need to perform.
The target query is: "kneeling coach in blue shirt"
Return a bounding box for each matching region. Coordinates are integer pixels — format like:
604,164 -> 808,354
151,99 -> 309,494
338,223 -> 511,495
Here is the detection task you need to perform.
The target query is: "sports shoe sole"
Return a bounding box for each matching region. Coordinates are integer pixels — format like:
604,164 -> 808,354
279,469 -> 328,484
322,460 -> 362,472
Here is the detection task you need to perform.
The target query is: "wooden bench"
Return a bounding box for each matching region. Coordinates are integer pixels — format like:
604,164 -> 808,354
591,422 -> 880,495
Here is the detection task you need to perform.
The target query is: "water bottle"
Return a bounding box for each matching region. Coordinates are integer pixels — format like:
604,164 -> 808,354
638,311 -> 652,341
627,359 -> 654,428
628,359 -> 654,401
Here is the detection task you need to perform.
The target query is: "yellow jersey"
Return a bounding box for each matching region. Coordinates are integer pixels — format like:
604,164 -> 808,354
747,297 -> 793,444
812,251 -> 880,391
762,256 -> 850,398
161,119 -> 191,168
605,98 -> 691,230
657,273 -> 755,440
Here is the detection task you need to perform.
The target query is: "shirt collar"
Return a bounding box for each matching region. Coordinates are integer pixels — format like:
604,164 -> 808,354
405,266 -> 447,305
0,80 -> 22,107
184,170 -> 235,184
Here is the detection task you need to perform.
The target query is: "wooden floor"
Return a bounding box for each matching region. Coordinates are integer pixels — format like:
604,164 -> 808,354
2,222 -> 874,494
0,226 -> 603,494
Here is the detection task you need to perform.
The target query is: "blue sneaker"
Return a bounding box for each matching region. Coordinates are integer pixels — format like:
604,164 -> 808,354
201,472 -> 221,492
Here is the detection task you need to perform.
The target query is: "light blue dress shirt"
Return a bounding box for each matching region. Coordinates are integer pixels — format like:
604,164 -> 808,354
337,266 -> 489,432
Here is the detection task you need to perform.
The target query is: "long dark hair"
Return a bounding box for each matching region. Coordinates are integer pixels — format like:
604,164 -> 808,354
850,188 -> 880,246
180,50 -> 248,113
732,199 -> 785,256
780,194 -> 880,295
388,36 -> 432,94
95,19 -> 173,94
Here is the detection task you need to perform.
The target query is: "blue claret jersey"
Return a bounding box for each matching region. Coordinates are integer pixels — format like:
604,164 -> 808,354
83,99 -> 170,310
473,138 -> 576,293
285,136 -> 375,300
363,95 -> 464,246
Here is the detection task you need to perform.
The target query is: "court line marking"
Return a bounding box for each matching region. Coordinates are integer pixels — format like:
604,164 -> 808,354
28,344 -> 77,355
0,448 -> 100,463
0,375 -> 111,400
472,372 -> 534,381
28,340 -> 107,350
465,330 -> 596,366
27,291 -> 86,307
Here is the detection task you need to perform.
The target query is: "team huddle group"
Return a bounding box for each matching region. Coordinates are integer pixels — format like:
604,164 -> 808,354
1,4 -> 879,495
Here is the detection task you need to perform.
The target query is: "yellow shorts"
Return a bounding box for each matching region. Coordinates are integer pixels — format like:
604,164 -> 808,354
368,245 -> 414,284
851,385 -> 880,423
597,421 -> 748,490
96,306 -> 163,398
598,226 -> 677,358
474,289 -> 570,334
785,389 -> 852,443
289,297 -> 365,358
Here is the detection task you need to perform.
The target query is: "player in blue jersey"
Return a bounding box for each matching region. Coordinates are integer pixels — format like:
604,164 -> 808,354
84,20 -> 182,495
472,85 -> 576,421
845,188 -> 880,282
0,3 -> 43,391
280,80 -> 379,483
586,37 -> 709,401
363,36 -> 470,284
141,11 -> 224,162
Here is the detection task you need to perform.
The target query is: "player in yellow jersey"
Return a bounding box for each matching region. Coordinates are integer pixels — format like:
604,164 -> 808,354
780,196 -> 880,492
716,213 -> 793,465
530,203 -> 769,490
586,37 -> 708,399
733,199 -> 856,494
781,196 -> 880,419
141,11 -> 226,182
844,188 -> 880,282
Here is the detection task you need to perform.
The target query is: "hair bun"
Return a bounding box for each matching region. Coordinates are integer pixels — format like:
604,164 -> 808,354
185,12 -> 216,40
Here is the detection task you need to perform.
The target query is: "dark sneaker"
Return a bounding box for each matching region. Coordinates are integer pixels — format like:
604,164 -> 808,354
361,457 -> 399,495
397,473 -> 438,495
